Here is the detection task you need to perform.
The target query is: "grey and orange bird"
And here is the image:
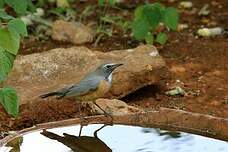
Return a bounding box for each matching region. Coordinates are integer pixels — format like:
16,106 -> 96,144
40,63 -> 123,115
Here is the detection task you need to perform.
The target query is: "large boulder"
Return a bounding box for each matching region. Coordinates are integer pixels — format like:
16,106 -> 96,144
6,45 -> 166,105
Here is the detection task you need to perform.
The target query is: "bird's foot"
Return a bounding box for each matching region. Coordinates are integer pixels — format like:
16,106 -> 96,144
93,101 -> 113,125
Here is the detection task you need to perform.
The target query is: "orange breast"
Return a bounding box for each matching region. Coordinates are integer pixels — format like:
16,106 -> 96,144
77,80 -> 111,101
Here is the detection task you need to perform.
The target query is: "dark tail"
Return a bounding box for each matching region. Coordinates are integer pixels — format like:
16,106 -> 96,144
40,92 -> 60,98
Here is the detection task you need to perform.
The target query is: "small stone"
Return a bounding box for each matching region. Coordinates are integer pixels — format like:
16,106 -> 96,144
34,8 -> 45,17
89,99 -> 144,115
201,18 -> 210,24
179,1 -> 193,9
170,65 -> 186,73
198,4 -> 210,16
197,27 -> 224,37
52,20 -> 94,44
211,1 -> 219,6
182,8 -> 197,15
165,87 -> 185,96
56,0 -> 70,8
177,23 -> 189,32
218,5 -> 222,9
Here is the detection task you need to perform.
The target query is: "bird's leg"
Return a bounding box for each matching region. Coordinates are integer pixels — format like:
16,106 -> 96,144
78,125 -> 83,137
93,101 -> 113,123
94,124 -> 108,138
78,103 -> 83,118
78,102 -> 88,130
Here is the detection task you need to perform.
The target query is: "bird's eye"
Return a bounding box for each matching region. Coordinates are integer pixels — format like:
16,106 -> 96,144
106,65 -> 111,69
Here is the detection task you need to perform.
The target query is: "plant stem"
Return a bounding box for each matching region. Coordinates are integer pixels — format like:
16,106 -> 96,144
93,33 -> 104,47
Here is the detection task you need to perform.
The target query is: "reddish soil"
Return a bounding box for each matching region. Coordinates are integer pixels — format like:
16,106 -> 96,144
0,0 -> 228,136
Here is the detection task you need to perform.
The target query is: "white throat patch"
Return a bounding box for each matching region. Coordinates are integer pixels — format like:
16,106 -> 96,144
107,74 -> 112,83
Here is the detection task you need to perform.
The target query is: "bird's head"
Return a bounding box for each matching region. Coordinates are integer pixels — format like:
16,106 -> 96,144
95,63 -> 123,78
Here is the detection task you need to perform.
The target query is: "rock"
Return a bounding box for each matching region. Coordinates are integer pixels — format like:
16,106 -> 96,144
6,45 -> 166,105
56,0 -> 70,8
197,27 -> 224,37
170,65 -> 186,73
198,4 -> 210,16
177,23 -> 189,32
179,1 -> 193,9
88,99 -> 144,115
52,20 -> 94,44
20,8 -> 47,26
34,8 -> 45,17
165,87 -> 185,96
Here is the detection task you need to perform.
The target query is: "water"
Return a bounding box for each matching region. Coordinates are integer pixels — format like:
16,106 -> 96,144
1,124 -> 227,152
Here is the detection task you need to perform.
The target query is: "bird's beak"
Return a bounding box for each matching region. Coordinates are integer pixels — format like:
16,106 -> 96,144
113,63 -> 123,69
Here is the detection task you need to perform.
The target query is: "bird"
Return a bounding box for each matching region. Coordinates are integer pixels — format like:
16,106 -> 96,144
40,63 -> 123,116
41,125 -> 111,152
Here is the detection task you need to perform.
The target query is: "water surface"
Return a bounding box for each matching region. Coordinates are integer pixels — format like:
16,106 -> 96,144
1,124 -> 227,152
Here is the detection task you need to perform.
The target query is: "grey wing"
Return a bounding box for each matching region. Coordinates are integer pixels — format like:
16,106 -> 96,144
63,77 -> 102,98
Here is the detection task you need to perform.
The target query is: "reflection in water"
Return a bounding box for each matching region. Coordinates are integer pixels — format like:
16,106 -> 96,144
40,125 -> 112,152
1,124 -> 228,152
142,128 -> 181,139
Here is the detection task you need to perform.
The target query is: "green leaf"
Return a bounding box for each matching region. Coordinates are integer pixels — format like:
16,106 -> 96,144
145,32 -> 153,44
98,0 -> 105,7
0,48 -> 15,77
162,7 -> 179,30
36,0 -> 45,7
5,0 -> 28,15
132,18 -> 149,40
48,7 -> 66,17
8,18 -> 28,37
143,4 -> 162,30
134,5 -> 144,20
155,32 -> 168,45
0,28 -> 20,55
26,0 -> 36,13
0,9 -> 14,20
0,0 -> 4,8
0,87 -> 19,117
108,0 -> 116,7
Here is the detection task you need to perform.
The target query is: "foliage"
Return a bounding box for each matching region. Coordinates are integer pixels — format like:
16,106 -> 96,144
3,0 -> 35,14
131,3 -> 179,44
48,7 -> 76,21
0,87 -> 19,117
95,0 -> 126,46
0,1 -> 179,116
79,5 -> 94,22
100,14 -> 130,32
98,0 -> 116,7
0,0 -> 29,117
